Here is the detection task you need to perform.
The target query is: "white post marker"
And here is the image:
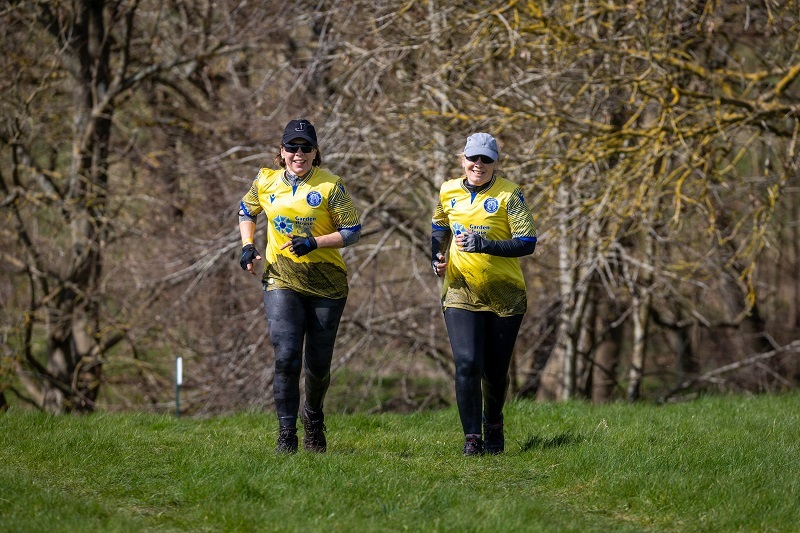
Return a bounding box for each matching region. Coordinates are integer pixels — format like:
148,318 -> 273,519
175,356 -> 183,417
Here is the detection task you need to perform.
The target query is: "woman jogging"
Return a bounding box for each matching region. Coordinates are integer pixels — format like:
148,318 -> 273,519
431,132 -> 538,456
238,119 -> 361,453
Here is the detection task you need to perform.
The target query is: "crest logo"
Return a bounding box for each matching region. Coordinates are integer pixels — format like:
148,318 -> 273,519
269,193 -> 276,204
484,198 -> 499,214
273,215 -> 293,235
307,191 -> 322,207
450,198 -> 457,208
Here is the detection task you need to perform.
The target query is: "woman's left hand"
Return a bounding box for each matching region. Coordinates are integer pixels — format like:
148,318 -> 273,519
457,230 -> 486,253
281,234 -> 318,257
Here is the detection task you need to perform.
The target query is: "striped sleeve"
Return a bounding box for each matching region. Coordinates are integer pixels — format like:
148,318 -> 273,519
507,187 -> 537,241
431,198 -> 449,230
239,177 -> 264,218
329,179 -> 361,230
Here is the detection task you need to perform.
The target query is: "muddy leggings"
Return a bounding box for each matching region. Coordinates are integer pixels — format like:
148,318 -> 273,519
444,307 -> 524,435
263,288 -> 347,429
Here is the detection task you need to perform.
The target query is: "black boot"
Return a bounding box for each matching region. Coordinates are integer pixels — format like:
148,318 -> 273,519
463,434 -> 485,456
302,405 -> 327,453
483,414 -> 504,455
276,427 -> 298,454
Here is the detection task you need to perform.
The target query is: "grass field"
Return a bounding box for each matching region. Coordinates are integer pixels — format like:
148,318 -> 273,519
2,393 -> 799,532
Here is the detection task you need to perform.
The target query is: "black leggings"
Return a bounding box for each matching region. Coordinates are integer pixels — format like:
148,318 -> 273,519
444,307 -> 524,435
263,288 -> 347,428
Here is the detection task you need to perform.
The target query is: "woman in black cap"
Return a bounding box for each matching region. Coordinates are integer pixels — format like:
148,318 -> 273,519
431,132 -> 538,456
238,119 -> 361,453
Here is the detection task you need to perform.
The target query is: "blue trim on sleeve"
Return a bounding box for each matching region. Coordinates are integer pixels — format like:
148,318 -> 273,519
239,201 -> 254,218
519,236 -> 537,243
338,224 -> 362,232
432,223 -> 449,230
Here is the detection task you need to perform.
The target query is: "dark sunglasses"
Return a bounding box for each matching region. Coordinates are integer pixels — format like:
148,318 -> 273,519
283,143 -> 316,154
466,154 -> 495,164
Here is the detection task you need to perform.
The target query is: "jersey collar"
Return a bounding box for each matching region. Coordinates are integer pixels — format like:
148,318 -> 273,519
283,167 -> 315,194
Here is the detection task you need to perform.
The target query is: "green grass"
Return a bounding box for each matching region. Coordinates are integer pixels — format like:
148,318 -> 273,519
2,394 -> 799,532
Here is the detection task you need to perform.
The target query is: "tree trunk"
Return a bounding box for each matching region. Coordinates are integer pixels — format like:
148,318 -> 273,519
592,299 -> 622,403
626,226 -> 655,403
675,323 -> 699,385
538,196 -> 594,401
40,0 -> 112,412
577,289 -> 597,398
538,176 -> 605,401
538,182 -> 578,400
626,288 -> 651,402
793,189 -> 800,330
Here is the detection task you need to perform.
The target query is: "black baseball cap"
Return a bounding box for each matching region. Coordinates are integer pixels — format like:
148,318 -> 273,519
282,119 -> 317,146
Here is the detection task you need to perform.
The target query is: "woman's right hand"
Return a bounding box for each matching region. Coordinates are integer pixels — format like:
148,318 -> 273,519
432,253 -> 447,277
240,243 -> 262,275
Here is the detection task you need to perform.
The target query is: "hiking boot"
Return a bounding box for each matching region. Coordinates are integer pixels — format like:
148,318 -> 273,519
463,434 -> 485,457
301,405 -> 327,453
483,417 -> 505,455
276,427 -> 298,454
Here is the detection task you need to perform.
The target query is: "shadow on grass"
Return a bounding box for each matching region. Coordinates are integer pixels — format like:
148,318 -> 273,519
519,431 -> 585,452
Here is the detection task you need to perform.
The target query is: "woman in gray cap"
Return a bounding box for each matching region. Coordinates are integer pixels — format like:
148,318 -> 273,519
238,119 -> 361,453
431,132 -> 538,456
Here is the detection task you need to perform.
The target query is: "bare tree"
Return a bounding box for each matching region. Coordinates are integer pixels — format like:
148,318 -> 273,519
3,0 -> 798,414
0,0 -> 289,412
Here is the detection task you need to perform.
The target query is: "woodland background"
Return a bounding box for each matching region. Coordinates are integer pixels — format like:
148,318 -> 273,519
1,0 -> 799,415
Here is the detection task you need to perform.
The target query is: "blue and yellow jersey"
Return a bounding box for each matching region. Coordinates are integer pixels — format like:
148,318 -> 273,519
432,174 -> 537,316
240,167 -> 361,299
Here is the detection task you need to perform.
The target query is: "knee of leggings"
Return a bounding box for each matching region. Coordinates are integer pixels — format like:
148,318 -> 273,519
455,361 -> 480,380
275,354 -> 302,377
304,368 -> 331,383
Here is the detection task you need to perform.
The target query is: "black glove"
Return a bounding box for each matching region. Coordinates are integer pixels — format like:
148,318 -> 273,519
460,232 -> 487,253
240,243 -> 260,270
290,235 -> 318,257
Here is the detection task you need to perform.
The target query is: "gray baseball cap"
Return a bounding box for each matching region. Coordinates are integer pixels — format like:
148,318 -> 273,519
463,132 -> 499,161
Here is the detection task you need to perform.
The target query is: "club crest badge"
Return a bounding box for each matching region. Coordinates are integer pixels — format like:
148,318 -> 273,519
484,198 -> 499,213
307,191 -> 322,207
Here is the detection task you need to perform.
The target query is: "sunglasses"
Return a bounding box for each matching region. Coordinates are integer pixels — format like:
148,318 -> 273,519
465,154 -> 495,164
283,143 -> 316,154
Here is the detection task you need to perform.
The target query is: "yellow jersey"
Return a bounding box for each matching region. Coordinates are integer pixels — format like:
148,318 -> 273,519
240,166 -> 361,299
432,174 -> 537,316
